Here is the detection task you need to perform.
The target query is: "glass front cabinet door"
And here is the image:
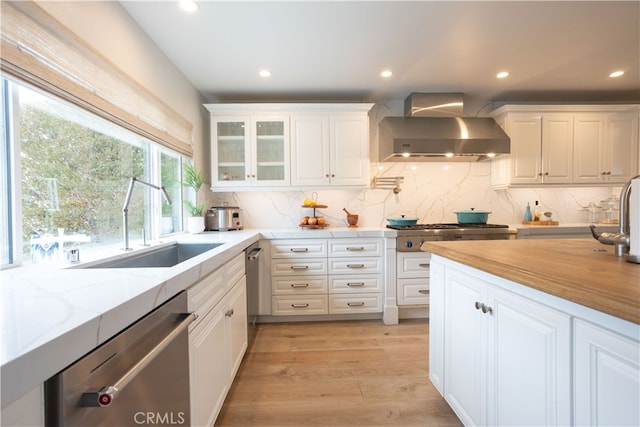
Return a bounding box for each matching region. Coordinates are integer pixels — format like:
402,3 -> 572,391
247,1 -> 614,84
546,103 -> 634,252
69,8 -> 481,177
212,116 -> 289,188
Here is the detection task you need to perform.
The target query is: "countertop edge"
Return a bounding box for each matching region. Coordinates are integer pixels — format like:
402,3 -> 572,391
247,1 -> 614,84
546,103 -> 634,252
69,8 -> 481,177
422,240 -> 640,325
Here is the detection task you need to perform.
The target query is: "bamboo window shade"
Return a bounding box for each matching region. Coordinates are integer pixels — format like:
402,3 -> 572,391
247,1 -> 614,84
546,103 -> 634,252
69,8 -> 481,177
0,1 -> 193,156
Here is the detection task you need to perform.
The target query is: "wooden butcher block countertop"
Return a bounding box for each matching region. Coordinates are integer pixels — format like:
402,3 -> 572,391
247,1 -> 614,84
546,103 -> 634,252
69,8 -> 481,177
422,238 -> 640,325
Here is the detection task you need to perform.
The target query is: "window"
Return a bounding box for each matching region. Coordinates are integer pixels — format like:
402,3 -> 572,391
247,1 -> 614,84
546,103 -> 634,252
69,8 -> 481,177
1,77 -> 187,268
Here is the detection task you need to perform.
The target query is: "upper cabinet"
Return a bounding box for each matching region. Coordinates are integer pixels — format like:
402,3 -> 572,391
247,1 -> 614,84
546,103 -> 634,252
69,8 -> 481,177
205,104 -> 373,191
211,115 -> 290,188
490,105 -> 639,187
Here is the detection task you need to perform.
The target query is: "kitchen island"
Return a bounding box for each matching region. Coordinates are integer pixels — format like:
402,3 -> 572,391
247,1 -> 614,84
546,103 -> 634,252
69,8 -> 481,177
423,238 -> 639,426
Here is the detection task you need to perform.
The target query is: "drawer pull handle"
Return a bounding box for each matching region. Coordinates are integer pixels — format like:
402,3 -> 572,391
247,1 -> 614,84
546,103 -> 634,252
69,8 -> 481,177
225,309 -> 234,317
418,290 -> 429,295
290,248 -> 309,252
346,247 -> 364,251
291,303 -> 309,308
290,265 -> 309,270
291,283 -> 309,288
346,264 -> 365,268
347,282 -> 365,287
418,263 -> 430,268
347,302 -> 365,307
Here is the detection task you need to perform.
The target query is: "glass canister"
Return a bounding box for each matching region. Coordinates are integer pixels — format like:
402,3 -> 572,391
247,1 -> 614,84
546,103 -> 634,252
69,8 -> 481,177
584,202 -> 601,223
600,195 -> 620,224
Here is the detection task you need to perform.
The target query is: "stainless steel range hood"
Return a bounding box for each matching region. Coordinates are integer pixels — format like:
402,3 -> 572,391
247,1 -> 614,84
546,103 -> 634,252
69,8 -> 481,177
379,93 -> 510,162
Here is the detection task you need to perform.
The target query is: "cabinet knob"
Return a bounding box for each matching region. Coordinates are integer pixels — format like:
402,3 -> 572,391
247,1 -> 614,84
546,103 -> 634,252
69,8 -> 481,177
544,172 -> 549,176
225,308 -> 234,317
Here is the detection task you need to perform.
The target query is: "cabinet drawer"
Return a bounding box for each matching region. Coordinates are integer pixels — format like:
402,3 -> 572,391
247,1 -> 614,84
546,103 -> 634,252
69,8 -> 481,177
272,295 -> 328,315
329,275 -> 382,293
329,238 -> 383,257
329,293 -> 382,314
397,278 -> 430,306
271,258 -> 327,276
272,276 -> 328,294
224,252 -> 246,288
397,253 -> 431,278
270,239 -> 327,258
329,257 -> 382,274
188,270 -> 226,317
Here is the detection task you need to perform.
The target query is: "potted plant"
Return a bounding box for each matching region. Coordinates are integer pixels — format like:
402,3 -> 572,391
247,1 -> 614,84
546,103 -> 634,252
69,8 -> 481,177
182,162 -> 206,233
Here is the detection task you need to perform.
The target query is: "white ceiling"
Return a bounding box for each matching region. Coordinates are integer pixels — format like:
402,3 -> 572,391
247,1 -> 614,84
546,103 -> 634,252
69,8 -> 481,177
120,1 -> 640,108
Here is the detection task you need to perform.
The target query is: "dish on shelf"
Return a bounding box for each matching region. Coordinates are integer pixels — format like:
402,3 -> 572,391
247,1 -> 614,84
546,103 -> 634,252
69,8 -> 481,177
301,204 -> 327,209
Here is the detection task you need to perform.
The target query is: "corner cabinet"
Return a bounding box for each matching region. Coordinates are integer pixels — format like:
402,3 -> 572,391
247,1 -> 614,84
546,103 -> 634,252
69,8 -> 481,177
205,104 -> 374,191
490,105 -> 639,187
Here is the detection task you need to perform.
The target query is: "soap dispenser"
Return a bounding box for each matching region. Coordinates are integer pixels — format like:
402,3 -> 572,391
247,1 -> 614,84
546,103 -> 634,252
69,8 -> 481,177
524,203 -> 533,221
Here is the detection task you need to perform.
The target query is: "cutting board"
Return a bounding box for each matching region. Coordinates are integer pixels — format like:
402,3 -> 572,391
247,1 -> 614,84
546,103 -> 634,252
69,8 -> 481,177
522,220 -> 559,226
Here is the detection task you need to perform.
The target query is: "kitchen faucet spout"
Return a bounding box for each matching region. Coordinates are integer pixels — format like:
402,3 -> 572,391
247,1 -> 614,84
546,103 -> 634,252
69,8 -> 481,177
122,177 -> 172,251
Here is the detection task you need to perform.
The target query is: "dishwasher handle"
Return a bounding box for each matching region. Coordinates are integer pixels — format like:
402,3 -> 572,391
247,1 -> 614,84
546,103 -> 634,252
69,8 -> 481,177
81,311 -> 196,407
247,247 -> 263,261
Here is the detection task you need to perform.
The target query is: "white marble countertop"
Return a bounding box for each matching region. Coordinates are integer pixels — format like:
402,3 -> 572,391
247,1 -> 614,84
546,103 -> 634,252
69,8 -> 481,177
0,223 -> 612,407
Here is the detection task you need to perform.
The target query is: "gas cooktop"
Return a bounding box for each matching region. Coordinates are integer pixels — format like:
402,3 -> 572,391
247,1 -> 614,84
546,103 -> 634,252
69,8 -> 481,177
386,223 -> 510,230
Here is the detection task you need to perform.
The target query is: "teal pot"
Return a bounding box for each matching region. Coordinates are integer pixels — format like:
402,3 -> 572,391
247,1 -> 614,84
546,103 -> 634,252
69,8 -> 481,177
386,215 -> 419,226
454,208 -> 491,224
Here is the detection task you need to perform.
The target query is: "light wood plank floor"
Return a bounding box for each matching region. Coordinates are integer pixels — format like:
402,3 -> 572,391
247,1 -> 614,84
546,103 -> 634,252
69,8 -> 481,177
215,319 -> 462,427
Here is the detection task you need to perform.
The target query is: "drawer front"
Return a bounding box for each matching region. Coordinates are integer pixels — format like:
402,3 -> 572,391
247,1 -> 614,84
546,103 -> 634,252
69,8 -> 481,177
272,276 -> 328,294
329,293 -> 382,314
397,253 -> 431,278
270,239 -> 327,258
397,278 -> 430,306
272,295 -> 328,315
271,258 -> 327,276
328,238 -> 383,257
329,257 -> 382,274
224,252 -> 246,287
329,275 -> 382,293
188,270 -> 226,317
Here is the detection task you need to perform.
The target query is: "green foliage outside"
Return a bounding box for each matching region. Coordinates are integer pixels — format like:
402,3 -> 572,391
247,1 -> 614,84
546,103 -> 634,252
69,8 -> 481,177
20,105 -> 147,255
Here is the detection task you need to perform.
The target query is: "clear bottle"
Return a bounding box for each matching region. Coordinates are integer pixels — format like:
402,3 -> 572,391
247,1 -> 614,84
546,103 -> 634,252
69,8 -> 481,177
533,200 -> 541,221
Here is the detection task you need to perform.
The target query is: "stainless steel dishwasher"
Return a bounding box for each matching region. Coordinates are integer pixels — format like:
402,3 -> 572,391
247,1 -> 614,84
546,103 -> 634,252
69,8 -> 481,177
245,241 -> 263,350
44,291 -> 195,427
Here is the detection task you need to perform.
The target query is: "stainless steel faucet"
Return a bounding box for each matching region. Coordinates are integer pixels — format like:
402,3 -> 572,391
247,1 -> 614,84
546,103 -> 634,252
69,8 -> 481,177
122,177 -> 172,251
590,174 -> 640,256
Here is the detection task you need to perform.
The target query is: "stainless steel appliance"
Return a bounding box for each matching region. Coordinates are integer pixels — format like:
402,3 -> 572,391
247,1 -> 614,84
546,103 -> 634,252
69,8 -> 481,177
245,241 -> 263,350
391,223 -> 518,252
45,292 -> 195,427
205,206 -> 243,231
378,93 -> 511,162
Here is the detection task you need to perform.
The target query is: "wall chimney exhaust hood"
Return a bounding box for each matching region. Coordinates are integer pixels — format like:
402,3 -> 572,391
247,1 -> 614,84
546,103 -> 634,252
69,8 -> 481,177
378,93 -> 510,162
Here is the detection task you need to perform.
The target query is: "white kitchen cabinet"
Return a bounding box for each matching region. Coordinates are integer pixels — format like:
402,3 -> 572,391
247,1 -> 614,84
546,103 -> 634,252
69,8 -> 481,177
290,112 -> 370,187
210,115 -> 290,188
491,105 -> 639,187
188,254 -> 247,427
574,319 -> 640,427
270,238 -> 383,316
396,251 -> 430,306
0,385 -> 43,427
206,103 -> 373,191
441,265 -> 571,426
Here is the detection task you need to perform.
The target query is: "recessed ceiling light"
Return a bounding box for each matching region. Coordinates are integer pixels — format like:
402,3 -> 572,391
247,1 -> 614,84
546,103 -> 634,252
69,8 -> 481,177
259,69 -> 272,78
496,71 -> 509,79
381,70 -> 393,78
609,70 -> 624,78
179,0 -> 198,12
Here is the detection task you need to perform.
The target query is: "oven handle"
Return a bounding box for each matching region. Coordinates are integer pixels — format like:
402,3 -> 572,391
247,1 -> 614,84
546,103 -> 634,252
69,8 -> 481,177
81,312 -> 197,408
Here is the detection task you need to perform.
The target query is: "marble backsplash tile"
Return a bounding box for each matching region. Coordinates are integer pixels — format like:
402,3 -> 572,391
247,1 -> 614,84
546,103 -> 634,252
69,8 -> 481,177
206,162 -> 622,229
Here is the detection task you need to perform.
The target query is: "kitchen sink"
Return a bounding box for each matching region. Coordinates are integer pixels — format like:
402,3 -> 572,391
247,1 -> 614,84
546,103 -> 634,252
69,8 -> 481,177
80,242 -> 224,269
